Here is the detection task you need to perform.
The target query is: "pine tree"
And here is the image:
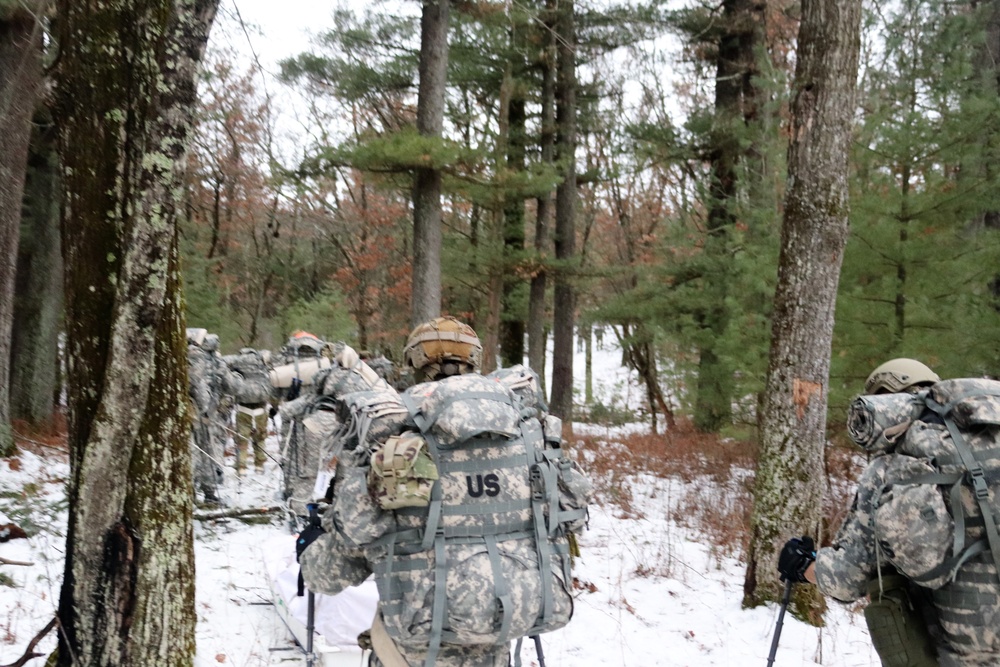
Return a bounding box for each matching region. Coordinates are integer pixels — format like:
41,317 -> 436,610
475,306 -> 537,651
832,0 -> 1000,403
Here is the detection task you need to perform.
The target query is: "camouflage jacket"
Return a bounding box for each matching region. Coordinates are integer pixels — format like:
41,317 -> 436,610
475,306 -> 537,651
188,344 -> 216,417
815,454 -> 892,601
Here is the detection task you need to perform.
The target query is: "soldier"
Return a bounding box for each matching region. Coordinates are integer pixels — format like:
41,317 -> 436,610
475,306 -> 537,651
299,317 -> 590,667
779,358 -> 1000,666
187,328 -> 225,505
200,333 -> 231,461
223,347 -> 274,475
359,350 -> 401,389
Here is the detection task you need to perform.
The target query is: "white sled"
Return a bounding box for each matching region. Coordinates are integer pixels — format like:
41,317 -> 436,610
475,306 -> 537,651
264,536 -> 377,667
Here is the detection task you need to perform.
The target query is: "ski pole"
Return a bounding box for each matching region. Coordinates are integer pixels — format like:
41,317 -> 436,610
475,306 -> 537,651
305,590 -> 316,667
532,635 -> 546,667
766,579 -> 793,667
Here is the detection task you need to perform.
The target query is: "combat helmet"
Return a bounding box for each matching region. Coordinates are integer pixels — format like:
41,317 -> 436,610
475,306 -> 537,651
202,333 -> 220,353
186,327 -> 208,346
404,317 -> 482,382
284,330 -> 325,358
864,358 -> 940,395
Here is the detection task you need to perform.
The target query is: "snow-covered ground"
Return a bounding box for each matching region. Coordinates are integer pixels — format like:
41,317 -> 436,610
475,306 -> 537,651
0,337 -> 878,666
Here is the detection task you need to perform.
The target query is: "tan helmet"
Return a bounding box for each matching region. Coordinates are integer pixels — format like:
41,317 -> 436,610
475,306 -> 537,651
864,358 -> 940,395
404,317 -> 482,381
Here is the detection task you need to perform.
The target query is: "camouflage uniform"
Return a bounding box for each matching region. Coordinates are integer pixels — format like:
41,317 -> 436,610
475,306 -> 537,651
275,333 -> 332,501
188,340 -> 224,503
817,383 -> 1000,665
279,394 -> 340,514
201,334 -> 232,461
223,349 -> 273,474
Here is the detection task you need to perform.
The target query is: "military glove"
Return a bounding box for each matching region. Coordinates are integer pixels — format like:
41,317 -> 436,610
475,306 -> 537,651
296,524 -> 326,563
296,520 -> 326,596
777,536 -> 816,583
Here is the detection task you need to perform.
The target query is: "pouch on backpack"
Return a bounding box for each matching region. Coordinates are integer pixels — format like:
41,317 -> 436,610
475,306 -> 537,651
368,433 -> 439,510
863,574 -> 938,667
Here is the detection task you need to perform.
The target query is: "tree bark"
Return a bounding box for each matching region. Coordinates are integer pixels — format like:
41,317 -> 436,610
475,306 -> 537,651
11,107 -> 62,427
743,0 -> 861,617
54,1 -> 219,664
0,3 -> 44,454
549,0 -> 577,422
411,0 -> 449,327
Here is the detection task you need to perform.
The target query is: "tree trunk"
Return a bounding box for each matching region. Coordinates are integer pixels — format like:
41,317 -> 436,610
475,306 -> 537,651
527,0 -> 557,388
0,3 -> 43,455
54,1 -> 219,664
973,0 -> 1000,231
411,0 -> 449,327
11,108 -> 62,426
693,0 -> 764,433
549,0 -> 576,422
500,20 -> 527,367
743,0 -> 861,618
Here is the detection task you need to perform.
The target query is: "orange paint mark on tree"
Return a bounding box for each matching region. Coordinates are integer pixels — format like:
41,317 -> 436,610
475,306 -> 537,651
793,378 -> 821,419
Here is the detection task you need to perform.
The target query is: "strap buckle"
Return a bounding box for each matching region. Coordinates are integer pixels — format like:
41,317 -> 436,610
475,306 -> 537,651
967,465 -> 990,500
529,465 -> 544,500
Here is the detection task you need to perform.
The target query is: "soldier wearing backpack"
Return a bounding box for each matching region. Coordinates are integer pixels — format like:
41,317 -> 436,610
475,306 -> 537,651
187,328 -> 226,505
223,347 -> 274,475
298,317 -> 591,667
779,358 -> 1000,666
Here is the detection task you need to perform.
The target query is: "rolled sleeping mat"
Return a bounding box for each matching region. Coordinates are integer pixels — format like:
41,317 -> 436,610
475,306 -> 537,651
269,357 -> 333,388
846,392 -> 925,454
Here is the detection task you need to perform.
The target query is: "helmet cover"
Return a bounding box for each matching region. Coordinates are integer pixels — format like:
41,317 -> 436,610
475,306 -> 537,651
864,358 -> 939,395
404,317 -> 482,377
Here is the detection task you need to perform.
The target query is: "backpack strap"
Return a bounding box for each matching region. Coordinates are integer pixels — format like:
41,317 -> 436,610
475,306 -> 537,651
925,396 -> 1000,586
523,419 -> 556,628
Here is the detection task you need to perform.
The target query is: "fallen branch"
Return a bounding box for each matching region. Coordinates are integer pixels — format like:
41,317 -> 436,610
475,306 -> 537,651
11,430 -> 68,453
193,504 -> 285,522
0,556 -> 34,566
1,616 -> 56,667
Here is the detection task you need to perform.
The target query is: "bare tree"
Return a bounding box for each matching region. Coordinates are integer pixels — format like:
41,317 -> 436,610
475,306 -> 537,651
0,0 -> 46,454
53,1 -> 219,664
743,0 -> 862,615
411,0 -> 449,327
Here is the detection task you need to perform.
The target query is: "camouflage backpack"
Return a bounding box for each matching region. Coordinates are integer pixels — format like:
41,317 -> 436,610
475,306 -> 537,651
357,373 -> 591,666
857,379 -> 1000,591
223,349 -> 272,405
